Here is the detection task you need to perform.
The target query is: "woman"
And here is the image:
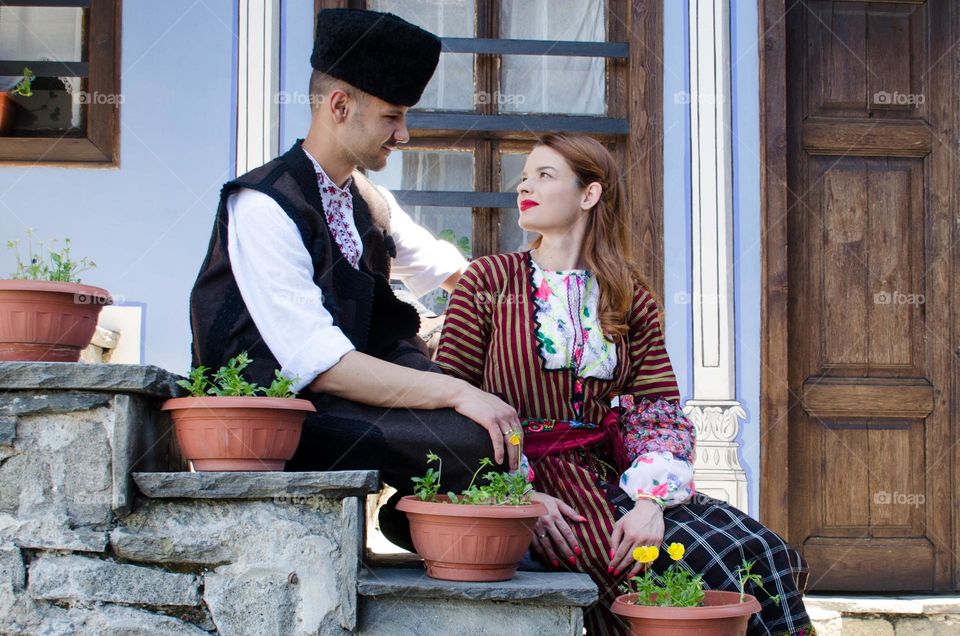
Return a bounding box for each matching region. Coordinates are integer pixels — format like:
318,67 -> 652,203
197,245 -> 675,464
435,133 -> 814,635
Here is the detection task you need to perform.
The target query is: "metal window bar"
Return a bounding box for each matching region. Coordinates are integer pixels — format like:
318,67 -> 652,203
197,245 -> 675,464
0,1 -> 90,6
0,61 -> 87,76
393,191 -> 517,208
441,37 -> 627,58
406,112 -> 628,135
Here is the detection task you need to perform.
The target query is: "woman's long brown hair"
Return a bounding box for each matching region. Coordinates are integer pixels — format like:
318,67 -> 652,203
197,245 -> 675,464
531,133 -> 648,340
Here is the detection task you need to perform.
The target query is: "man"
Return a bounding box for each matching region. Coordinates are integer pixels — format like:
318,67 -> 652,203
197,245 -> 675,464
189,9 -> 520,547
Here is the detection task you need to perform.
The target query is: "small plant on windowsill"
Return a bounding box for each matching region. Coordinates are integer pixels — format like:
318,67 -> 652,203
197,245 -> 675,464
612,544 -> 777,635
10,67 -> 35,97
0,230 -> 110,362
398,447 -> 545,582
162,352 -> 314,471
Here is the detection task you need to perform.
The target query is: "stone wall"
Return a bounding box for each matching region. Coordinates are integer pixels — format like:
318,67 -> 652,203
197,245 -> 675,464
0,363 -> 378,636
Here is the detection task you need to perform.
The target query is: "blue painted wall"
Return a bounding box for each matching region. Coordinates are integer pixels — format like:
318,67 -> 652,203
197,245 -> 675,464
662,0 -> 693,406
0,0 -> 237,374
731,0 -> 762,516
280,0 -> 313,151
662,1 -> 763,517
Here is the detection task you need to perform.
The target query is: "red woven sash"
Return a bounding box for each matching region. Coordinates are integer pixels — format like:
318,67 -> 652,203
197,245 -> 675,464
522,410 -> 630,473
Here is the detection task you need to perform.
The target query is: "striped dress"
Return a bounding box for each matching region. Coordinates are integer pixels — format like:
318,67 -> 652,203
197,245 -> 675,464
436,252 -> 814,636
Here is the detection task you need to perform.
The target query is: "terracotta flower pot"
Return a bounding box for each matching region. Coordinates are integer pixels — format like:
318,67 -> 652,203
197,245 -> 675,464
0,93 -> 15,136
0,280 -> 111,362
396,494 -> 546,582
161,396 -> 315,471
612,590 -> 762,636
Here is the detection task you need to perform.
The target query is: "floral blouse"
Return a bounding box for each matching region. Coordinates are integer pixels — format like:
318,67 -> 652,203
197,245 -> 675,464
528,260 -> 695,508
531,261 -> 618,380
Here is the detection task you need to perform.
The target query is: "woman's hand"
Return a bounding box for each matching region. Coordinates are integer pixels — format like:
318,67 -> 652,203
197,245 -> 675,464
529,491 -> 587,568
607,499 -> 664,577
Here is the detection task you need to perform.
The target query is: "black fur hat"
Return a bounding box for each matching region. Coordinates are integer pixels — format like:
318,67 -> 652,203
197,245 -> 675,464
311,9 -> 441,107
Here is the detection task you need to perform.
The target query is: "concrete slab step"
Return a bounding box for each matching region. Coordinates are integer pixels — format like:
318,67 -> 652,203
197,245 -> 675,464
805,594 -> 960,635
356,566 -> 597,635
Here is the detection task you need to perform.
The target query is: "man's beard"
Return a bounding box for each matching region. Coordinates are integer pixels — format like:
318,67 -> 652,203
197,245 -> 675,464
358,143 -> 392,171
361,154 -> 387,171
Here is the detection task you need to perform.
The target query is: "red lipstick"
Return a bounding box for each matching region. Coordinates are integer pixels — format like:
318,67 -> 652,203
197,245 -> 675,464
520,200 -> 539,211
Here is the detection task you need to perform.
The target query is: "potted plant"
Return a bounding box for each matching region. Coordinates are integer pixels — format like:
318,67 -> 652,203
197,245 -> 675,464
611,544 -> 775,635
161,352 -> 315,471
0,67 -> 34,135
0,232 -> 111,362
396,449 -> 546,582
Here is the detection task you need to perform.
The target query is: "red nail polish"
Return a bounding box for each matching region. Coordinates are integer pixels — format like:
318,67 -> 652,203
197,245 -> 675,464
608,549 -> 615,558
553,560 -> 560,568
568,555 -> 576,564
607,566 -> 613,574
574,546 -> 581,556
614,569 -> 620,576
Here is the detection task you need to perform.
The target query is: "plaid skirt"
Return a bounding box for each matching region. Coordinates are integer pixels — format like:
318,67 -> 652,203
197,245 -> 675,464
531,447 -> 815,636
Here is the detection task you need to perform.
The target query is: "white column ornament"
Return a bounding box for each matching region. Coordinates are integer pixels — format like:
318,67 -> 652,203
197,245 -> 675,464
685,0 -> 748,510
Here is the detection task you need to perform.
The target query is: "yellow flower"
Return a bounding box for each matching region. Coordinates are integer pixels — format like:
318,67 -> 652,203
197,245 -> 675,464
632,545 -> 659,564
667,542 -> 685,561
508,432 -> 521,446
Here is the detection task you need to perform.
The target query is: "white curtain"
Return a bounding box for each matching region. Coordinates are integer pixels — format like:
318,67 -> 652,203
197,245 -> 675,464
0,7 -> 83,63
500,0 -> 606,115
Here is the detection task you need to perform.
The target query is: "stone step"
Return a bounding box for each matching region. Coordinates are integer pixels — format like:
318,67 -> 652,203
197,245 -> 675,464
122,471 -> 380,634
356,566 -> 597,635
133,469 -> 379,500
805,594 -> 960,635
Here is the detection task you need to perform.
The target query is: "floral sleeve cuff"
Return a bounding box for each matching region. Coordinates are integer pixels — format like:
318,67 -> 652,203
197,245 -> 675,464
619,451 -> 695,507
613,396 -> 696,463
510,454 -> 536,484
612,396 -> 697,508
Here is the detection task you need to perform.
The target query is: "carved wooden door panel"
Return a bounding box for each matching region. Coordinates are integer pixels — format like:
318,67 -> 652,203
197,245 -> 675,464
786,0 -> 955,591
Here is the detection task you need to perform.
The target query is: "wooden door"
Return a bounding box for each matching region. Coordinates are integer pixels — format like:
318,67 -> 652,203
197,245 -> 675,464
785,0 -> 955,591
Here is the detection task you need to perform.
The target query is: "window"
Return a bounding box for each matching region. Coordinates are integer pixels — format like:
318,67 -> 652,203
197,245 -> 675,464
0,0 -> 121,165
313,0 -> 663,305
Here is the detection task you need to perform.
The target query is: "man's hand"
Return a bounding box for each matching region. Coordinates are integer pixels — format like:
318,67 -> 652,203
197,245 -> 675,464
310,352 -> 523,469
451,386 -> 523,470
